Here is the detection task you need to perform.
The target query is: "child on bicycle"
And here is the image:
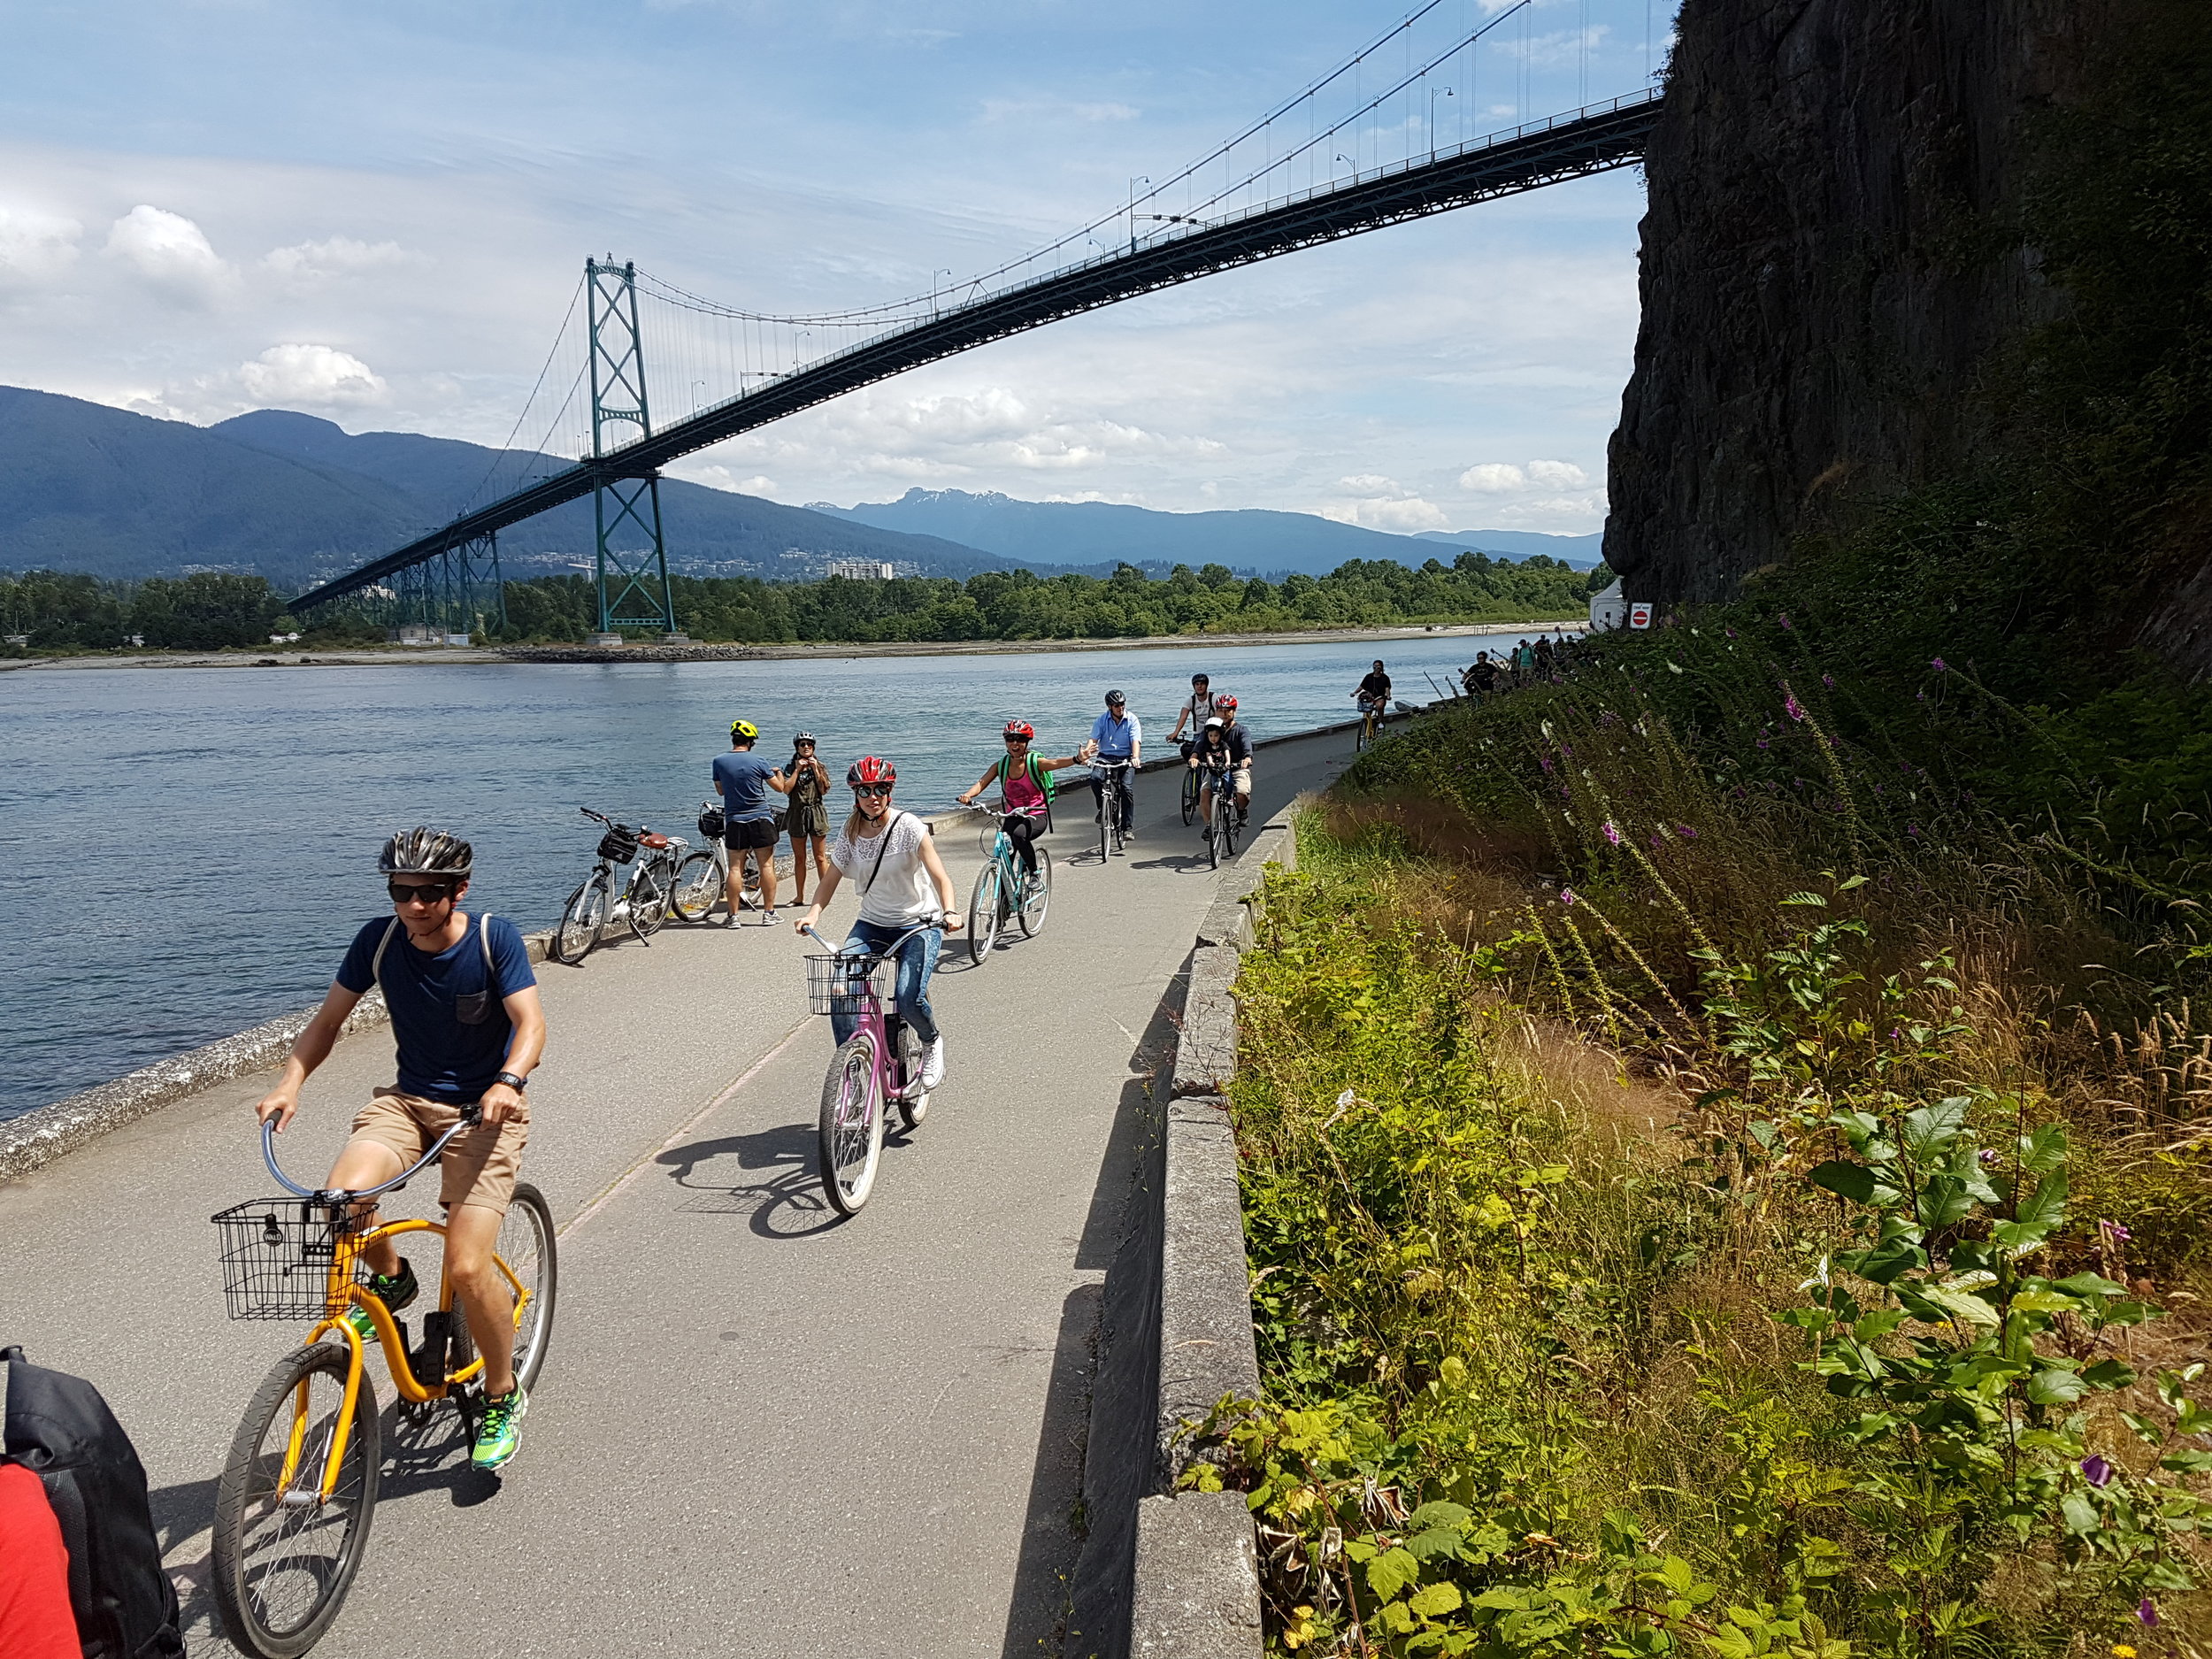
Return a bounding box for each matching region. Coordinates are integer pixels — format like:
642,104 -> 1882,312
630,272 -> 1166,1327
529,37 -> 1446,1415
794,758 -> 963,1090
1189,710 -> 1254,832
955,720 -> 1087,884
252,828 -> 545,1471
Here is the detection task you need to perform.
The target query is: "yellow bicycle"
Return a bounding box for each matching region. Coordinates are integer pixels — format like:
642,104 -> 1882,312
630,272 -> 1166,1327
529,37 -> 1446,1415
208,1110 -> 556,1657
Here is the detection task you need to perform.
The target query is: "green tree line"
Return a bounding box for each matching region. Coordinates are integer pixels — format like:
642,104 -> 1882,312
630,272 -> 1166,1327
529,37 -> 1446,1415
1,552 -> 1602,653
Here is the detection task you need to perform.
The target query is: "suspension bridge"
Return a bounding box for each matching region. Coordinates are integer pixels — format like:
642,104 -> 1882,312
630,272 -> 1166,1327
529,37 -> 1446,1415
291,2 -> 1663,640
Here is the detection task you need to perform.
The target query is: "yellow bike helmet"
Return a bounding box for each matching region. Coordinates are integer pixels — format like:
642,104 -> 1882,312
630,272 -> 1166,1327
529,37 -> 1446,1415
730,718 -> 759,740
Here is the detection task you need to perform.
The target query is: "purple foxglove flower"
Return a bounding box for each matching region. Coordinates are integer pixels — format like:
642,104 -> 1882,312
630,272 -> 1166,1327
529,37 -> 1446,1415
1559,888 -> 1577,906
1778,613 -> 1792,629
1785,694 -> 1808,722
2140,1600 -> 2160,1627
1678,825 -> 1696,839
1932,657 -> 1948,672
1724,627 -> 1738,640
1601,822 -> 1622,846
2081,1455 -> 2113,1488
1540,757 -> 1554,772
1822,674 -> 1835,688
1978,1148 -> 1999,1167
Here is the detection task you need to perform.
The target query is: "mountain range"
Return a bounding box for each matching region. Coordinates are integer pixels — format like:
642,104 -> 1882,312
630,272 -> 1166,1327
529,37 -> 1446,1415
0,387 -> 1606,588
818,488 -> 1604,574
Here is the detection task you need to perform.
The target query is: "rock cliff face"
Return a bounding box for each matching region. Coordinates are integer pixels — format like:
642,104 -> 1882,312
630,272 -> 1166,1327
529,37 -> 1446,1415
1603,0 -> 2097,603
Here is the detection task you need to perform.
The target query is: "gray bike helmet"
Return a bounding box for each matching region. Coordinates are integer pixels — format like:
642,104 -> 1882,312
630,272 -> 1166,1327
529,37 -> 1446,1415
378,826 -> 472,878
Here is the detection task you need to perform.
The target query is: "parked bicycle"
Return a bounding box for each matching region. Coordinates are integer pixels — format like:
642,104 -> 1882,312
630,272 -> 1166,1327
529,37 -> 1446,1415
669,802 -> 758,923
1199,760 -> 1243,868
208,1110 -> 556,1656
552,808 -> 683,962
1092,758 -> 1135,861
949,802 -> 1051,965
799,919 -> 940,1215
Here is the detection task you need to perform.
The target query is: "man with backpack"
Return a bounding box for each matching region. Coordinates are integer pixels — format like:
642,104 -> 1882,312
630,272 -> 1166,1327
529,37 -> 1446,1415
252,827 -> 545,1473
956,719 -> 1088,887
1,1346 -> 185,1658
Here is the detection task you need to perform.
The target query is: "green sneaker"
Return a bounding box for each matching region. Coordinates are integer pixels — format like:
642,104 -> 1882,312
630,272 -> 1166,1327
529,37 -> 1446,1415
346,1259 -> 418,1340
472,1386 -> 528,1471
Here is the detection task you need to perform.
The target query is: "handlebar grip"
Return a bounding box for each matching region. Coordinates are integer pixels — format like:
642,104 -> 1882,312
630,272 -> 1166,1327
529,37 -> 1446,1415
461,1100 -> 485,1127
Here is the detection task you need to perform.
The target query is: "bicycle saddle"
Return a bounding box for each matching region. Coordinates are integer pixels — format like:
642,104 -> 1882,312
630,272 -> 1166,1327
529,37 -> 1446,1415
640,832 -> 672,849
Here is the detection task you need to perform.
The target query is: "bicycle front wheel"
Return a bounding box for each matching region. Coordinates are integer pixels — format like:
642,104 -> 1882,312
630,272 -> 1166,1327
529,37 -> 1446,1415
967,864 -> 1002,965
211,1343 -> 381,1659
553,875 -> 608,964
1207,795 -> 1223,870
1223,795 -> 1243,859
1018,848 -> 1052,938
1180,766 -> 1200,826
671,849 -> 722,921
819,1030 -> 885,1216
895,1020 -> 930,1131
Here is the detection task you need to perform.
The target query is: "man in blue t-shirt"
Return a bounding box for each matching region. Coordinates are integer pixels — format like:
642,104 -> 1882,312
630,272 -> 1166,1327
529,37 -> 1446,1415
254,827 -> 545,1473
713,718 -> 792,926
1086,688 -> 1143,840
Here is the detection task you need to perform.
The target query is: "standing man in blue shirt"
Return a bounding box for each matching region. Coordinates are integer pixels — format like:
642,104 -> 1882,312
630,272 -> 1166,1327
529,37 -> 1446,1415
1087,688 -> 1142,841
715,719 -> 792,926
254,828 -> 545,1472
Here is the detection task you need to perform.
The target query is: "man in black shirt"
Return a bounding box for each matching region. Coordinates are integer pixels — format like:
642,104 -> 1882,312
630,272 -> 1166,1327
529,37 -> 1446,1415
1355,660 -> 1392,715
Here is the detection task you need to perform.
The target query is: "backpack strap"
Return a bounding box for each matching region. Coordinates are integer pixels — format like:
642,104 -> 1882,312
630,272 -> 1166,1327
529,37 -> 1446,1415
371,914 -> 503,1001
369,916 -> 401,988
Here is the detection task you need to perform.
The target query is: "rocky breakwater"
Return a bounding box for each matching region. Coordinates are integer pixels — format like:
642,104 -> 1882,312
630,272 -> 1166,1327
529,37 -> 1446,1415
1603,0 -> 2106,604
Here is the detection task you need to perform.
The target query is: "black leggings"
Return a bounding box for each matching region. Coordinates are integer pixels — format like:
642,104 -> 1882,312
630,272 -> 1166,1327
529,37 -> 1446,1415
1002,813 -> 1041,874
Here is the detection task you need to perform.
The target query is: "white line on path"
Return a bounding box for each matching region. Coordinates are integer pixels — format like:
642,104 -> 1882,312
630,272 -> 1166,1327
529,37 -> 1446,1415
557,1013 -> 813,1239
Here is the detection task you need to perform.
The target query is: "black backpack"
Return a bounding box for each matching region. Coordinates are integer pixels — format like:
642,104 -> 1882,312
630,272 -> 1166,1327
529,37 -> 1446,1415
0,1348 -> 185,1659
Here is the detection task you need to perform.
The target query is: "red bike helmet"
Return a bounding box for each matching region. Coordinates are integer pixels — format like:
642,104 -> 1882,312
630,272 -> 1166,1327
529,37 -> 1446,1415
1002,720 -> 1035,741
848,756 -> 896,787
1216,695 -> 1238,711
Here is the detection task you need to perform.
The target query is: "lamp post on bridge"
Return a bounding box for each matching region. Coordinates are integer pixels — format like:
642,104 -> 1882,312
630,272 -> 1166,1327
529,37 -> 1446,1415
1126,176 -> 1150,255
1429,86 -> 1455,157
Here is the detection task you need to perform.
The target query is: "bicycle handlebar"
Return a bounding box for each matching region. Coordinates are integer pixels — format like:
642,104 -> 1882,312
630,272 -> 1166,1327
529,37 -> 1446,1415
259,1101 -> 482,1203
798,917 -> 951,962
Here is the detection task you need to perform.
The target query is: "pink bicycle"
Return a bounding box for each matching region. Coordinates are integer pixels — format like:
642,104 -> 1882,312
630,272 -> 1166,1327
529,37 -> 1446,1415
800,921 -> 940,1214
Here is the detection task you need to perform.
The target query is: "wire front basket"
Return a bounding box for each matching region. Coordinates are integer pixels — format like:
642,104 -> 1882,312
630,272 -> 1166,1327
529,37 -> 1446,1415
804,952 -> 881,1018
211,1196 -> 365,1321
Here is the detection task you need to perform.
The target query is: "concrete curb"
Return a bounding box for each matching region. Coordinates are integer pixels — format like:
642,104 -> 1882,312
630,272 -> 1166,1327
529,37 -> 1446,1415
1119,797 -> 1301,1659
0,928 -> 560,1188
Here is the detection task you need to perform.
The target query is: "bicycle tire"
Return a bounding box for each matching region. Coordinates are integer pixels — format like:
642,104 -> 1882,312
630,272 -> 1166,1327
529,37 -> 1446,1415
1180,766 -> 1200,826
966,864 -> 1002,966
819,1030 -> 885,1216
1223,794 -> 1243,859
628,862 -> 670,940
670,849 -> 722,921
1206,792 -> 1223,870
1018,847 -> 1052,938
1098,782 -> 1111,863
895,1020 -> 930,1130
553,875 -> 608,964
211,1342 -> 381,1659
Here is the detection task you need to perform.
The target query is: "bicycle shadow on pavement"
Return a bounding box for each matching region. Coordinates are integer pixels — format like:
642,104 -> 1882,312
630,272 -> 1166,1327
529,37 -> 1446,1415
380,1403 -> 503,1509
655,1123 -> 844,1240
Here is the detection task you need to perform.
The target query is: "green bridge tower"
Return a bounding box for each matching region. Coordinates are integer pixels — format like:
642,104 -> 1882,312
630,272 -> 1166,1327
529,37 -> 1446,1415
586,258 -> 679,639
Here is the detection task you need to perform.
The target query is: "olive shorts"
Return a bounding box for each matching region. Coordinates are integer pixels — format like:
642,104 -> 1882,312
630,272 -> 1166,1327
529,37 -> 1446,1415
346,1087 -> 529,1217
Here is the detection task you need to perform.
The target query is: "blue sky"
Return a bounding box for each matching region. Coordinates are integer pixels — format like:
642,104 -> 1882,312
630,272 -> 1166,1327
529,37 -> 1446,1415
0,0 -> 1674,533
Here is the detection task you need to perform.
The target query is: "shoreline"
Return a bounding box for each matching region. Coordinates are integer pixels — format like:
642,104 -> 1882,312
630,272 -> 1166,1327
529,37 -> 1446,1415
0,618 -> 1584,673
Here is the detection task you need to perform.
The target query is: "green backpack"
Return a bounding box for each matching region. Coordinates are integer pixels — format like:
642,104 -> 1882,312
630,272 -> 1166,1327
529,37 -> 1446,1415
992,752 -> 1057,826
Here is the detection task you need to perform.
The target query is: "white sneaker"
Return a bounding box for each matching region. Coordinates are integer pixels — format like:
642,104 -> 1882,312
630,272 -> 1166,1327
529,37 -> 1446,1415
920,1036 -> 947,1091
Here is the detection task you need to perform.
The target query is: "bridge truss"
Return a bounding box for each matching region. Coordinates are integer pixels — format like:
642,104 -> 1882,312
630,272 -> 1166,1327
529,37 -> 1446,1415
291,87 -> 1661,622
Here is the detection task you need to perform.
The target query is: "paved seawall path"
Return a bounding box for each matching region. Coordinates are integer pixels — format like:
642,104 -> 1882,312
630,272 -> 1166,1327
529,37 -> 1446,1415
0,728 -> 1350,1658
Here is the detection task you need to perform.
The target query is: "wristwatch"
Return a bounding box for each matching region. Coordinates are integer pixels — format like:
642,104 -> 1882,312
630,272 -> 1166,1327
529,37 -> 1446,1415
493,1071 -> 529,1093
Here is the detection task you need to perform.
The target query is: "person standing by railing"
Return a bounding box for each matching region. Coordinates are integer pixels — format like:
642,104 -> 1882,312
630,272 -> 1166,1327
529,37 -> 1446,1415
784,732 -> 832,908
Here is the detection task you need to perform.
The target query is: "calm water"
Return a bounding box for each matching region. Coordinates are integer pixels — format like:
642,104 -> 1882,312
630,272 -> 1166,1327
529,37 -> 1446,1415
0,631 -> 1540,1119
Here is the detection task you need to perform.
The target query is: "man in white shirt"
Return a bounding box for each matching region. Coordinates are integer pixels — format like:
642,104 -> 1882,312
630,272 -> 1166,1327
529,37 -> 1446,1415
1168,672 -> 1219,757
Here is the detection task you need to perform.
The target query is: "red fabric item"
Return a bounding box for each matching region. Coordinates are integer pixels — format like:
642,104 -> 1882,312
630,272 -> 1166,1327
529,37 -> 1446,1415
0,1462 -> 80,1659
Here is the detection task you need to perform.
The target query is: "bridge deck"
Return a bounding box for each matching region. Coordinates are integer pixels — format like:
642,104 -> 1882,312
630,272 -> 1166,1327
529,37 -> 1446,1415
0,728 -> 1350,1657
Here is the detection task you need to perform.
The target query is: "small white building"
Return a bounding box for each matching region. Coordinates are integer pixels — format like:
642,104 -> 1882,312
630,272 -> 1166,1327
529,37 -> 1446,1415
1588,577 -> 1627,631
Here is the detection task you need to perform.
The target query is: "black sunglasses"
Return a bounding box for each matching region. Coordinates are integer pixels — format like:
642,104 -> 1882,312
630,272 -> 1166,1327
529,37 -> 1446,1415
854,784 -> 894,798
1004,735 -> 1029,744
388,879 -> 456,905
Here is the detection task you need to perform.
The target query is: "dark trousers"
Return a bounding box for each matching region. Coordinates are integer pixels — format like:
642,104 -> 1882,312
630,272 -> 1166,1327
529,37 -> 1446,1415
1090,768 -> 1135,832
1002,812 -> 1040,874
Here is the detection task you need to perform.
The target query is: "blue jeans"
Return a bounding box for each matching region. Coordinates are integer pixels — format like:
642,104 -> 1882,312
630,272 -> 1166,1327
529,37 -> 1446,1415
829,918 -> 941,1047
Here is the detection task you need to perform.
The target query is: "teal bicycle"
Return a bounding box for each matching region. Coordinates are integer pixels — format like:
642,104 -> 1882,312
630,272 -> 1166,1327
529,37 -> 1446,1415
949,802 -> 1052,967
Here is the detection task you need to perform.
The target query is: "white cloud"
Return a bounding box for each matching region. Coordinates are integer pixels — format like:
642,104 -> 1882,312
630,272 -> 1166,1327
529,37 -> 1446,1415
0,205 -> 81,283
262,236 -> 417,285
104,204 -> 233,298
1525,458 -> 1589,488
980,97 -> 1140,124
238,343 -> 388,406
1459,462 -> 1525,493
1337,472 -> 1401,493
1321,493 -> 1449,531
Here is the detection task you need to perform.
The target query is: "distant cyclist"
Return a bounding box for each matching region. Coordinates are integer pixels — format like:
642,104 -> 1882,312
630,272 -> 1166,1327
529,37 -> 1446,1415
795,758 -> 962,1090
1189,712 -> 1254,835
785,732 -> 832,909
1087,689 -> 1142,841
1463,650 -> 1501,699
1355,660 -> 1392,719
715,719 -> 791,926
956,720 -> 1087,886
1168,672 -> 1221,757
252,829 -> 544,1472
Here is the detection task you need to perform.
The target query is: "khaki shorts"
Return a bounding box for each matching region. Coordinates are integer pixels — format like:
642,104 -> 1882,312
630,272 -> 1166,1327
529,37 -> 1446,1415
347,1087 -> 529,1217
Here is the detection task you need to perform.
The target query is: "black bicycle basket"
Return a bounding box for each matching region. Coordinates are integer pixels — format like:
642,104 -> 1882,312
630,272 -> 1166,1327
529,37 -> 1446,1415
597,826 -> 641,863
803,952 -> 879,1018
211,1196 -> 366,1321
697,807 -> 726,841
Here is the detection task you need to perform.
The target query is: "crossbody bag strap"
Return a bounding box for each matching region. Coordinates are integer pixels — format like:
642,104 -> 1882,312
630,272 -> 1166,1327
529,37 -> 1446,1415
479,913 -> 503,1001
861,812 -> 906,895
369,916 -> 402,989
